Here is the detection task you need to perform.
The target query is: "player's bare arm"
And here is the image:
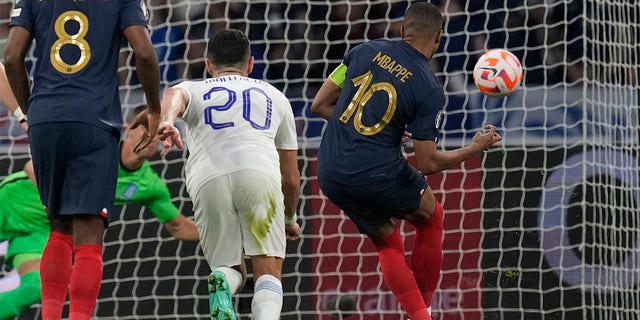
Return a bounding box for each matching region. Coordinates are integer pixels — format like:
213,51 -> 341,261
4,26 -> 32,117
310,78 -> 342,120
122,120 -> 160,171
158,87 -> 188,156
278,149 -> 301,240
413,125 -> 502,175
23,160 -> 36,187
163,215 -> 199,241
0,62 -> 28,132
123,25 -> 161,153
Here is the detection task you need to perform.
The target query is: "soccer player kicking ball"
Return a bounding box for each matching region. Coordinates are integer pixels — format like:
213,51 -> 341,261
311,3 -> 502,320
0,107 -> 199,319
156,29 -> 301,320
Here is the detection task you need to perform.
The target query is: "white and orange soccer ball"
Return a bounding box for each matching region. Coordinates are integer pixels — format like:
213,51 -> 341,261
473,49 -> 523,97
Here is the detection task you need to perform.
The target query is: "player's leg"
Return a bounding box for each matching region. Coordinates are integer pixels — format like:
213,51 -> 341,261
68,215 -> 106,320
232,170 -> 287,320
193,176 -> 244,320
249,256 -> 284,320
319,175 -> 431,320
58,123 -> 119,320
41,217 -> 74,320
369,223 -> 430,320
404,186 -> 443,311
29,122 -> 75,320
0,255 -> 42,319
0,228 -> 49,319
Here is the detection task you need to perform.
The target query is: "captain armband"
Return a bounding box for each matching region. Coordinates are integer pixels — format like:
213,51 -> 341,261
328,63 -> 347,88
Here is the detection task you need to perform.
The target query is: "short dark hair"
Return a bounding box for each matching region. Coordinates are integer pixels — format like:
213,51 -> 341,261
404,2 -> 443,36
206,29 -> 251,68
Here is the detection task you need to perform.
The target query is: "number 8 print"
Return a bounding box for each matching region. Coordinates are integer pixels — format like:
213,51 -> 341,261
50,11 -> 91,74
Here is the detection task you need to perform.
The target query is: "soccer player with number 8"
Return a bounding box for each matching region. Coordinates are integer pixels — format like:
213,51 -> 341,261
4,0 -> 162,319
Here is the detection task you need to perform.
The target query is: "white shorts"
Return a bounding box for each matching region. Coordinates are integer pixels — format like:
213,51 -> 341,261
192,169 -> 286,269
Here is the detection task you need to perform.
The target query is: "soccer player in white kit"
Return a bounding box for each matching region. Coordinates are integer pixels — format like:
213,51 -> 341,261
156,29 -> 301,320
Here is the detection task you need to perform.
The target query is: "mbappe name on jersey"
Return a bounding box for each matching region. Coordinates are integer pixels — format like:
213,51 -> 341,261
372,51 -> 414,83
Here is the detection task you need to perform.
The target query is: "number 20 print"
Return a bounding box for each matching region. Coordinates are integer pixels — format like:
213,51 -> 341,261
203,86 -> 272,131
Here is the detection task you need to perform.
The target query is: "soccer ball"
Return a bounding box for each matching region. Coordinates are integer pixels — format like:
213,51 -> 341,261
473,49 -> 523,97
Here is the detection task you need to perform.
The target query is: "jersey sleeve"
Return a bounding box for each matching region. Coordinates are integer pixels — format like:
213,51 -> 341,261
119,0 -> 149,30
274,96 -> 298,150
175,81 -> 196,124
406,87 -> 445,141
144,178 -> 180,224
9,0 -> 34,31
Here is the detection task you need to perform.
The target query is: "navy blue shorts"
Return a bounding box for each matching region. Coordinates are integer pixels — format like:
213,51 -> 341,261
29,122 -> 119,222
318,164 -> 427,235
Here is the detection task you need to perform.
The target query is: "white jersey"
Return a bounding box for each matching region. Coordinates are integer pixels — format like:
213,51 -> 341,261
175,75 -> 298,195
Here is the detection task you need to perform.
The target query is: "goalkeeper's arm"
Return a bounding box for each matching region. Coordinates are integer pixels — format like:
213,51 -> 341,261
162,215 -> 199,241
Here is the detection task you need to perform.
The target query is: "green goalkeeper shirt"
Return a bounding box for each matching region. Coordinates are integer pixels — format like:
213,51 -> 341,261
0,161 -> 179,268
0,160 -> 179,242
0,171 -> 49,241
115,160 -> 180,223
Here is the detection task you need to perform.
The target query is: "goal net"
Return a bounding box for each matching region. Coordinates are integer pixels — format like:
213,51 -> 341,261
0,1 -> 638,319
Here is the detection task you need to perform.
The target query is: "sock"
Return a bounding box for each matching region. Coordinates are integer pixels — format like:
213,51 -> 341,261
251,274 -> 283,320
41,231 -> 73,320
412,200 -> 444,309
0,271 -> 41,319
212,266 -> 243,294
374,228 -> 429,320
68,244 -> 103,320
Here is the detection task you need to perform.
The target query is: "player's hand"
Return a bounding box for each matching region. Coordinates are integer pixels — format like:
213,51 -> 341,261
401,131 -> 412,146
158,121 -> 184,157
285,223 -> 301,240
20,121 -> 28,133
130,109 -> 160,153
470,124 -> 502,152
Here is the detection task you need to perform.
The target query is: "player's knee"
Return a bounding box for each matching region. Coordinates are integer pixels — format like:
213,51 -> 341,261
251,256 -> 283,281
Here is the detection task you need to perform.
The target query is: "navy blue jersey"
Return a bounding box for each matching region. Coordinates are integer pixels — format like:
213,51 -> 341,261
9,0 -> 148,131
318,39 -> 445,186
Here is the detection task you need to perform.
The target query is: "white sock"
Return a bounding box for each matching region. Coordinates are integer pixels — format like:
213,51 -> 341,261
212,266 -> 243,294
251,274 -> 283,320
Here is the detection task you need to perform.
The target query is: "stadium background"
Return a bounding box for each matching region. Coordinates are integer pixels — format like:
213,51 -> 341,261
0,1 -> 638,319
